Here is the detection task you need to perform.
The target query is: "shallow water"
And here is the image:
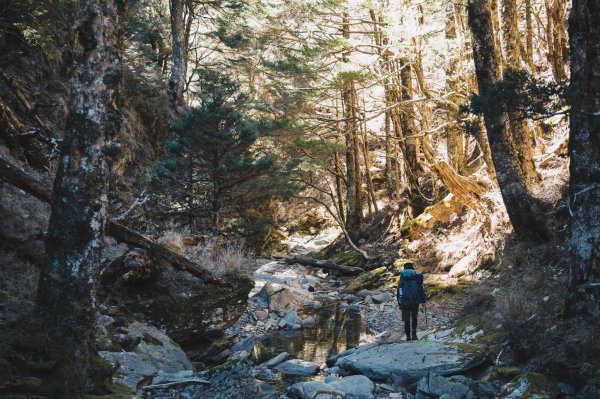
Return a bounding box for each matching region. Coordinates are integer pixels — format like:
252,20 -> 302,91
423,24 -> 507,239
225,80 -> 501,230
253,302 -> 371,365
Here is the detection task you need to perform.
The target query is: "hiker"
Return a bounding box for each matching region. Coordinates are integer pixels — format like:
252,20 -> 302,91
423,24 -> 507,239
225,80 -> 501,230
396,262 -> 426,341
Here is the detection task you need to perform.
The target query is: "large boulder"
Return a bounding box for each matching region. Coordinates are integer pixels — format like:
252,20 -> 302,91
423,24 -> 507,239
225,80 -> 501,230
330,342 -> 486,386
347,267 -> 392,292
254,282 -> 312,313
274,359 -> 320,376
416,374 -> 476,399
288,375 -> 374,399
99,249 -> 254,345
99,322 -> 194,392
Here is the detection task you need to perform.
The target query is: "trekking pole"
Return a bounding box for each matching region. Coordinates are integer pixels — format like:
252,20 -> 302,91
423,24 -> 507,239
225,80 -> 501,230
424,303 -> 428,330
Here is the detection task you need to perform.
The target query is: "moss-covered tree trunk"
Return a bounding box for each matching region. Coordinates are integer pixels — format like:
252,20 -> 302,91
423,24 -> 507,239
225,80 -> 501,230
501,0 -> 540,189
35,0 -> 125,395
566,0 -> 600,318
468,0 -> 548,240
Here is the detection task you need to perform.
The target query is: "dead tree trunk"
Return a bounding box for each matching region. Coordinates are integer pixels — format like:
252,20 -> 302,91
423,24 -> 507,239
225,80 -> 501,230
565,0 -> 600,318
34,0 -> 125,395
468,0 -> 548,241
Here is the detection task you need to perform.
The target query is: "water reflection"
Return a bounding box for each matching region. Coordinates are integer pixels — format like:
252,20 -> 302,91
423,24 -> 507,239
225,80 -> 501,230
254,302 -> 369,365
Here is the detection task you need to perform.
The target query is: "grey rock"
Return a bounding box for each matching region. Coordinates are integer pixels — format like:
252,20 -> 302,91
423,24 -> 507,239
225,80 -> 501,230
274,359 -> 320,376
259,352 -> 289,369
190,360 -> 263,399
332,342 -> 485,385
356,289 -> 375,298
253,310 -> 268,320
283,310 -> 302,326
289,375 -> 374,399
231,335 -> 254,353
100,322 -> 193,392
152,370 -> 195,385
302,316 -> 316,328
325,376 -> 338,383
417,374 -> 473,399
255,368 -> 278,380
371,292 -> 392,304
287,381 -> 346,399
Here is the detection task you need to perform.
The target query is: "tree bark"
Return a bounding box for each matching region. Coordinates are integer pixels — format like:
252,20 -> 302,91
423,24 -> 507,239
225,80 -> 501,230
468,0 -> 548,241
33,0 -> 125,394
501,0 -> 541,188
169,0 -> 186,112
566,0 -> 600,318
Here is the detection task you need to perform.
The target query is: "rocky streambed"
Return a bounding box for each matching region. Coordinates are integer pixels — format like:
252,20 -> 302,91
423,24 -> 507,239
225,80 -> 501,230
96,235 -> 567,399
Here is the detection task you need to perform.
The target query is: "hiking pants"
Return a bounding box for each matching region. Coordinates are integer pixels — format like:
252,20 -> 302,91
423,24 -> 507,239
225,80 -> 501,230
400,303 -> 419,337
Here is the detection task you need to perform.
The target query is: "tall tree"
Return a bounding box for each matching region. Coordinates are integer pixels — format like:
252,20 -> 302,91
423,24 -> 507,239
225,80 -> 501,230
34,0 -> 125,395
501,0 -> 540,188
169,0 -> 186,112
468,0 -> 547,240
566,0 -> 600,318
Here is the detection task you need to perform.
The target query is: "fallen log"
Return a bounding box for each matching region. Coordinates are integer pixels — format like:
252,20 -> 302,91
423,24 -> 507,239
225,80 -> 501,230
0,156 -> 224,285
283,255 -> 362,275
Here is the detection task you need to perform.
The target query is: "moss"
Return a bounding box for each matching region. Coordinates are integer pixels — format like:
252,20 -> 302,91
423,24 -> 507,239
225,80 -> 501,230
522,372 -> 561,399
391,258 -> 414,274
485,366 -> 522,384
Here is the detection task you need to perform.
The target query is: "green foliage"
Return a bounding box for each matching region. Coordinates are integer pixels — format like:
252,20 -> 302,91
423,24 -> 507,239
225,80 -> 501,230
150,70 -> 296,234
463,69 -> 566,122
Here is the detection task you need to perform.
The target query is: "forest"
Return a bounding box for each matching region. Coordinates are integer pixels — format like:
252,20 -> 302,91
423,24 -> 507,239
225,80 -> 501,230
0,0 -> 599,398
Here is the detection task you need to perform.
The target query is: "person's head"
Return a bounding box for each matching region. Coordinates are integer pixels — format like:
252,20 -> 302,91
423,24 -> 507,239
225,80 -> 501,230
404,262 -> 414,270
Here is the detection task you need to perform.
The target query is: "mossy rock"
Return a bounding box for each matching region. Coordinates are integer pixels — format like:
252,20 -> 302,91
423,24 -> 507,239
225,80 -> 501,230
423,274 -> 470,300
347,267 -> 391,292
391,258 -> 414,274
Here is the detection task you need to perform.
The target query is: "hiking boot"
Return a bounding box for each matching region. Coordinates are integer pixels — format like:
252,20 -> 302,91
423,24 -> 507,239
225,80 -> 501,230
412,330 -> 418,340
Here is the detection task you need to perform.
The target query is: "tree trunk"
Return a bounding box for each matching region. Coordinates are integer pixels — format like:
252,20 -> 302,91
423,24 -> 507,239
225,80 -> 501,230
169,0 -> 186,112
525,0 -> 535,72
501,0 -> 541,188
34,0 -> 125,395
468,0 -> 548,241
565,0 -> 600,318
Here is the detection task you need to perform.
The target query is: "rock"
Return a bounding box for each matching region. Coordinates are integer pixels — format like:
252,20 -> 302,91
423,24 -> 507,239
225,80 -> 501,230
229,350 -> 251,362
231,335 -> 254,353
302,316 -> 316,328
255,282 -> 310,313
372,292 -> 392,303
278,319 -> 287,328
365,296 -> 373,304
99,250 -> 253,345
324,376 -> 338,383
289,375 -> 374,399
256,368 -> 278,380
347,267 -> 392,292
416,374 -> 474,399
152,370 -> 195,385
253,310 -> 268,320
357,289 -> 375,298
287,381 -> 346,399
100,322 -> 193,392
190,360 -> 263,399
259,352 -> 289,369
274,359 -> 320,376
331,342 -> 485,386
331,375 -> 374,399
283,310 -> 302,326
292,323 -> 302,330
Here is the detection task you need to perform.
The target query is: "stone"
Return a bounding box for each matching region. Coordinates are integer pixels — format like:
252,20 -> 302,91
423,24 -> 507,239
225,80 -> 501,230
231,335 -> 255,353
190,360 -> 263,399
152,370 -> 195,385
100,322 -> 193,392
99,250 -> 253,345
288,375 -> 374,399
325,376 -> 338,383
347,267 -> 392,292
278,319 -> 287,328
332,342 -> 485,386
371,292 -> 392,304
274,359 -> 320,376
253,310 -> 268,320
417,374 -> 473,399
302,316 -> 316,328
356,290 -> 375,299
283,310 -> 302,326
255,282 -> 310,313
259,352 -> 289,369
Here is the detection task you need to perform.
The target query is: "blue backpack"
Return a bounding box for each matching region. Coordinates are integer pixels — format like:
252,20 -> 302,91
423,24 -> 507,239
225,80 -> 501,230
397,269 -> 426,305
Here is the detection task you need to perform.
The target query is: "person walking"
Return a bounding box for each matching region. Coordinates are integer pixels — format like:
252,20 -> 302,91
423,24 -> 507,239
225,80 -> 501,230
396,262 -> 426,341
